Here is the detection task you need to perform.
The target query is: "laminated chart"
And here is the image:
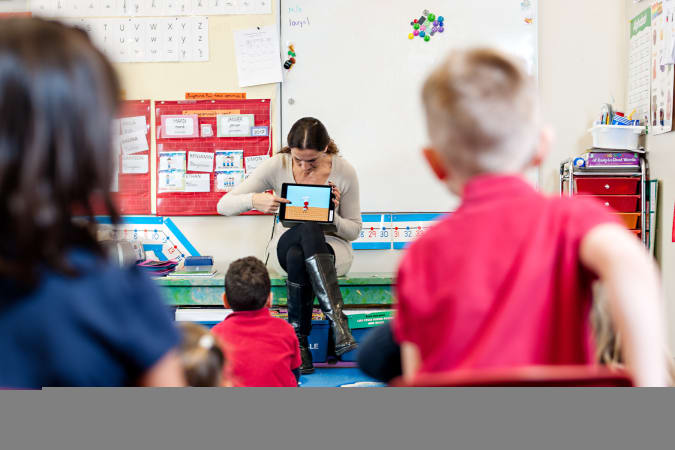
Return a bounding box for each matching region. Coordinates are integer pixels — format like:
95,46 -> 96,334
350,213 -> 449,250
97,216 -> 199,264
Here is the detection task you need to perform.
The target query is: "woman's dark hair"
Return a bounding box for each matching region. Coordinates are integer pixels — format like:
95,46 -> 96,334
280,117 -> 339,154
0,18 -> 121,286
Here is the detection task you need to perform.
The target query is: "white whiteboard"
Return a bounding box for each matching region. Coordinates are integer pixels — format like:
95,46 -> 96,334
281,0 -> 538,211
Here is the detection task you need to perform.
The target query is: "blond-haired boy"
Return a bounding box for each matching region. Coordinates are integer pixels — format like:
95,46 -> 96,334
390,48 -> 669,386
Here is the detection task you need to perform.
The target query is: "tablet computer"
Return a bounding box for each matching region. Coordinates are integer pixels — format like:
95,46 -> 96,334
279,183 -> 335,229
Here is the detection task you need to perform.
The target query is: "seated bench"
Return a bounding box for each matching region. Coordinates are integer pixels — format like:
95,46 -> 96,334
156,272 -> 394,307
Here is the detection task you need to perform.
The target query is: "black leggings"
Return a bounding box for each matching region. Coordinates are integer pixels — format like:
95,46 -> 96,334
277,223 -> 334,285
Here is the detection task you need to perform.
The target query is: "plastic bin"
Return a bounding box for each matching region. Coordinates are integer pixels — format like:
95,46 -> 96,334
194,319 -> 329,363
575,177 -> 640,195
340,328 -> 373,362
616,213 -> 640,229
578,195 -> 640,212
589,125 -> 644,150
308,320 -> 330,363
346,310 -> 394,329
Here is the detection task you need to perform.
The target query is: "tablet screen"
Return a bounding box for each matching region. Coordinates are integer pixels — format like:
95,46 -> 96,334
284,184 -> 332,222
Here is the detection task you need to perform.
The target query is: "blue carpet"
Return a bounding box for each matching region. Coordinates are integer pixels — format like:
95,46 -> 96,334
299,368 -> 385,387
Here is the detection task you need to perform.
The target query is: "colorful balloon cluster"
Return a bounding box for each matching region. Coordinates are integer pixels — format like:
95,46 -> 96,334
408,10 -> 444,42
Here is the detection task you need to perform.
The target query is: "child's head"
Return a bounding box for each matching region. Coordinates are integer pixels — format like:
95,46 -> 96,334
224,257 -> 272,311
422,48 -> 545,190
178,322 -> 226,387
0,19 -> 120,284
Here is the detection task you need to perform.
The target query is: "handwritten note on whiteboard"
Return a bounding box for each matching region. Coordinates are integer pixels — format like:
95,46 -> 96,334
233,26 -> 282,87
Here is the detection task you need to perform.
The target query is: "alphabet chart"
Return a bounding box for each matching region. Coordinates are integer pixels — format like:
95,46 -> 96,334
62,16 -> 209,62
28,0 -> 271,16
155,99 -> 272,216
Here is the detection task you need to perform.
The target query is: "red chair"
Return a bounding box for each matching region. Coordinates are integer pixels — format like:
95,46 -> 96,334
389,365 -> 633,387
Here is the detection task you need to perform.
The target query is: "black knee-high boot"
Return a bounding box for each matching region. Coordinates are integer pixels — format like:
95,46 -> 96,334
286,280 -> 315,374
304,253 -> 357,356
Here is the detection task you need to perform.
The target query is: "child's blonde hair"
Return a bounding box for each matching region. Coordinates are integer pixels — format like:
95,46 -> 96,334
591,285 -> 675,385
178,322 -> 226,387
422,48 -> 540,177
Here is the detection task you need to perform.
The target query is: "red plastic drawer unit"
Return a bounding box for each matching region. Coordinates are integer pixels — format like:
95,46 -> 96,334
578,195 -> 640,213
574,177 -> 640,195
616,213 -> 640,229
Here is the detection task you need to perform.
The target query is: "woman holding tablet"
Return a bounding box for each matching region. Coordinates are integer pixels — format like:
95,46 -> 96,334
217,117 -> 361,374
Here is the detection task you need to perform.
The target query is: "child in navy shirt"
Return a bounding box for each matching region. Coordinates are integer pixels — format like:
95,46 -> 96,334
212,257 -> 301,387
0,19 -> 184,388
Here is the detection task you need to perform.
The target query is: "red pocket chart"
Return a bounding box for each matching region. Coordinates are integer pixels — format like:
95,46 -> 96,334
155,99 -> 272,216
92,100 -> 152,216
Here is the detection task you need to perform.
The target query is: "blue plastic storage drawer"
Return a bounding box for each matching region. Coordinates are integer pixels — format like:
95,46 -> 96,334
340,327 -> 372,362
308,320 -> 329,363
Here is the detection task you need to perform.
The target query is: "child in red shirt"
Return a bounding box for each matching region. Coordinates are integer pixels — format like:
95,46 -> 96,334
212,257 -> 301,387
362,48 -> 669,386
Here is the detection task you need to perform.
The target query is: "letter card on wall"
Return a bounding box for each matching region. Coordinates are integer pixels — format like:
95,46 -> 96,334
110,99 -> 152,215
155,99 -> 272,215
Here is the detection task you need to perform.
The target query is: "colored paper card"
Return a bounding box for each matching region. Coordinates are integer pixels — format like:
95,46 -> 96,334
120,115 -> 147,135
201,124 -> 214,137
159,151 -> 187,171
159,169 -> 186,192
216,169 -> 245,192
244,154 -> 270,175
120,130 -> 149,154
251,126 -> 269,137
122,154 -> 149,174
185,173 -> 211,193
184,109 -> 240,118
217,114 -> 254,137
162,114 -> 199,138
188,151 -> 215,172
186,92 -> 247,100
215,150 -> 244,169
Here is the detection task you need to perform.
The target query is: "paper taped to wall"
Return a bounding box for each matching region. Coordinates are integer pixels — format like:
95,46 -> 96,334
233,26 -> 282,87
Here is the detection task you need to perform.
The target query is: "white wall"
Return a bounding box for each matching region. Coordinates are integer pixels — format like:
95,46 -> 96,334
538,1 -> 628,193
626,0 -> 675,349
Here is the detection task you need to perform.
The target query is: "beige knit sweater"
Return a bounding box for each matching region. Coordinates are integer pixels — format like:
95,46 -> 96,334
216,153 -> 362,276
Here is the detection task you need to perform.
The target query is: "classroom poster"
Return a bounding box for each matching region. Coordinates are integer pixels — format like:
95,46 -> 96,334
651,2 -> 675,134
628,7 -> 652,128
29,0 -> 271,16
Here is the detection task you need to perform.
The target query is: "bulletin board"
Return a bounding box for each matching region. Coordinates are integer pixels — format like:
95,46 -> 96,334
113,100 -> 152,215
155,99 -> 272,216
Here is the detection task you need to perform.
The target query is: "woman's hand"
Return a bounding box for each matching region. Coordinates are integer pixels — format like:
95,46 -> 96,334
252,193 -> 290,214
329,182 -> 341,210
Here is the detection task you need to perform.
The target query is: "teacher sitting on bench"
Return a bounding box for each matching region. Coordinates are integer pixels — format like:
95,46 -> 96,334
217,117 -> 362,374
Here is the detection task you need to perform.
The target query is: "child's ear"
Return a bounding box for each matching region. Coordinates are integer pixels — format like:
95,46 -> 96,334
529,125 -> 554,167
266,292 -> 273,308
422,147 -> 448,181
222,293 -> 230,309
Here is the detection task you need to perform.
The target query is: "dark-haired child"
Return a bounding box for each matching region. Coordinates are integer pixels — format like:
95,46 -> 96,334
0,18 -> 183,388
212,257 -> 301,387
